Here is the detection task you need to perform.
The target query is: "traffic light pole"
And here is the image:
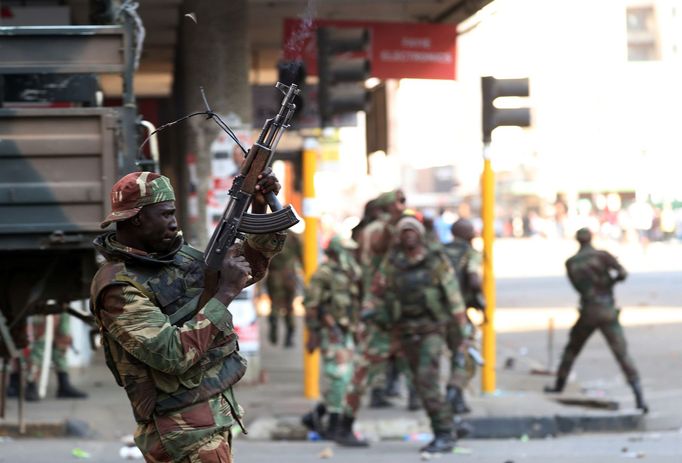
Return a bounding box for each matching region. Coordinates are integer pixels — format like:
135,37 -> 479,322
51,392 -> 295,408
302,137 -> 320,399
481,144 -> 497,394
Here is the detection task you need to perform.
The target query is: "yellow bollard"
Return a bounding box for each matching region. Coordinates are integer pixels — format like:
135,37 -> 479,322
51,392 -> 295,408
481,155 -> 496,394
302,137 -> 320,399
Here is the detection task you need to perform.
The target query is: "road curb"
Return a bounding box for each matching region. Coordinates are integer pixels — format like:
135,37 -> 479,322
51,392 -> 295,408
245,412 -> 645,441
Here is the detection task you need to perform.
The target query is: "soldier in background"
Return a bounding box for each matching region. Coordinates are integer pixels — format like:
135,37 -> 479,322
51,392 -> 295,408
6,307 -> 88,401
442,219 -> 485,415
367,216 -> 466,453
264,231 -> 303,347
544,227 -> 649,413
301,236 -> 362,439
351,190 -> 407,405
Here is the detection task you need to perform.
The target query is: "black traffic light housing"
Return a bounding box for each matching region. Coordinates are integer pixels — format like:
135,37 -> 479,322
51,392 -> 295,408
481,76 -> 531,144
317,27 -> 371,128
277,60 -> 306,122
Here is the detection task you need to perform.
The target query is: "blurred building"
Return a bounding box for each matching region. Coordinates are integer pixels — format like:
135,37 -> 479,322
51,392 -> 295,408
376,0 -> 682,236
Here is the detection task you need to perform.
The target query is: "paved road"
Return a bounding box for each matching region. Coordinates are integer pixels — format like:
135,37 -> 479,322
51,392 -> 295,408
494,238 -> 682,308
0,432 -> 679,463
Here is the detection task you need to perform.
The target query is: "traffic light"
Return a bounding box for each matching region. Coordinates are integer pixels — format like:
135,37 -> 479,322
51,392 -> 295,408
317,26 -> 371,128
481,76 -> 531,144
277,59 -> 306,122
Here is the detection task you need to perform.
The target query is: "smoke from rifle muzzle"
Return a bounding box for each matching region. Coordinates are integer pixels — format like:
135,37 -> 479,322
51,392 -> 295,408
283,0 -> 317,61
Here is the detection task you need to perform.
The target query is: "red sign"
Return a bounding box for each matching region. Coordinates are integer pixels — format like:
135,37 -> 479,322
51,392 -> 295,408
283,18 -> 457,81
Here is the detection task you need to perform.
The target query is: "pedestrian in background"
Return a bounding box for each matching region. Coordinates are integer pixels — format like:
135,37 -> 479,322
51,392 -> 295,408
544,227 -> 648,413
264,231 -> 303,348
301,236 -> 362,439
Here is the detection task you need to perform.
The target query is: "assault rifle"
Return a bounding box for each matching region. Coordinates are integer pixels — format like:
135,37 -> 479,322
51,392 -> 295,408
198,82 -> 301,307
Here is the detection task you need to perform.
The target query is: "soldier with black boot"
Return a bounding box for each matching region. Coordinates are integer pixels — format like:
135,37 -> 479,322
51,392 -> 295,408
443,219 -> 484,415
6,308 -> 88,401
544,228 -> 649,413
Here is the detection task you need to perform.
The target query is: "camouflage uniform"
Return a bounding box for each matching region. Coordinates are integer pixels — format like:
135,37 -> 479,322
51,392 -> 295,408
90,172 -> 286,462
557,243 -> 640,384
304,238 -> 362,414
342,213 -> 400,414
377,238 -> 465,436
28,312 -> 71,381
264,232 -> 303,346
442,237 -> 483,390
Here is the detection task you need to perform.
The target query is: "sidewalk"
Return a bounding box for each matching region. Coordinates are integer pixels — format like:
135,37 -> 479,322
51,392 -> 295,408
0,313 -> 675,442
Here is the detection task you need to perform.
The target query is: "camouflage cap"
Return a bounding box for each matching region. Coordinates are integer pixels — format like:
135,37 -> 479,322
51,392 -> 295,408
374,191 -> 397,208
101,172 -> 176,228
397,216 -> 425,238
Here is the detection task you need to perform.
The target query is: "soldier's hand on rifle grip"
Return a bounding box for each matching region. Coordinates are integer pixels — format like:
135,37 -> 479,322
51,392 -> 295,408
214,245 -> 252,305
252,168 -> 281,213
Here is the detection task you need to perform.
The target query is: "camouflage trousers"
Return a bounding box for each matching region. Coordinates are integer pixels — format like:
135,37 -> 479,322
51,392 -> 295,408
267,286 -> 297,335
320,328 -> 355,414
557,308 -> 640,383
343,322 -> 408,415
397,324 -> 453,434
445,320 -> 476,388
140,430 -> 233,463
28,313 -> 72,381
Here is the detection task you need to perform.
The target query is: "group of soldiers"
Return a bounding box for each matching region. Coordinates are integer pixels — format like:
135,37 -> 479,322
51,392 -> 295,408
299,190 -> 650,454
301,189 -> 485,454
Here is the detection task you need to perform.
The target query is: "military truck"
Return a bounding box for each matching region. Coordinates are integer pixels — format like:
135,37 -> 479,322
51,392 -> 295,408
0,9 -> 149,380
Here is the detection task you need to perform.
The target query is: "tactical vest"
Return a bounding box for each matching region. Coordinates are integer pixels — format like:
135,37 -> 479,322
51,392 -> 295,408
390,250 -> 449,322
91,244 -> 246,423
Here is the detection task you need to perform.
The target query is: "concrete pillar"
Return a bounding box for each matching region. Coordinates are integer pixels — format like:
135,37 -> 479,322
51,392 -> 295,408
177,0 -> 251,247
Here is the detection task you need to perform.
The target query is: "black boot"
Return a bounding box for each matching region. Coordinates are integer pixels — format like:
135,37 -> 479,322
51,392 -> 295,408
284,328 -> 294,348
56,372 -> 88,399
301,402 -> 327,436
420,430 -> 455,454
446,385 -> 471,414
407,385 -> 421,411
334,414 -> 369,447
268,315 -> 278,345
630,380 -> 649,414
543,375 -> 566,393
369,387 -> 392,408
25,381 -> 40,402
324,412 -> 341,440
384,361 -> 400,398
284,314 -> 294,348
6,372 -> 19,398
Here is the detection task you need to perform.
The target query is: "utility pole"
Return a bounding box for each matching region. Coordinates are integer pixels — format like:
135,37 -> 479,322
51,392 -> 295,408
302,137 -> 320,399
480,76 -> 531,393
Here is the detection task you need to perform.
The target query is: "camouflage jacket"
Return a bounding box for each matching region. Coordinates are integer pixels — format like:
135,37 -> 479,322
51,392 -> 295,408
565,244 -> 627,310
90,230 -> 285,461
373,245 -> 465,327
304,253 -> 362,332
443,238 -> 483,309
